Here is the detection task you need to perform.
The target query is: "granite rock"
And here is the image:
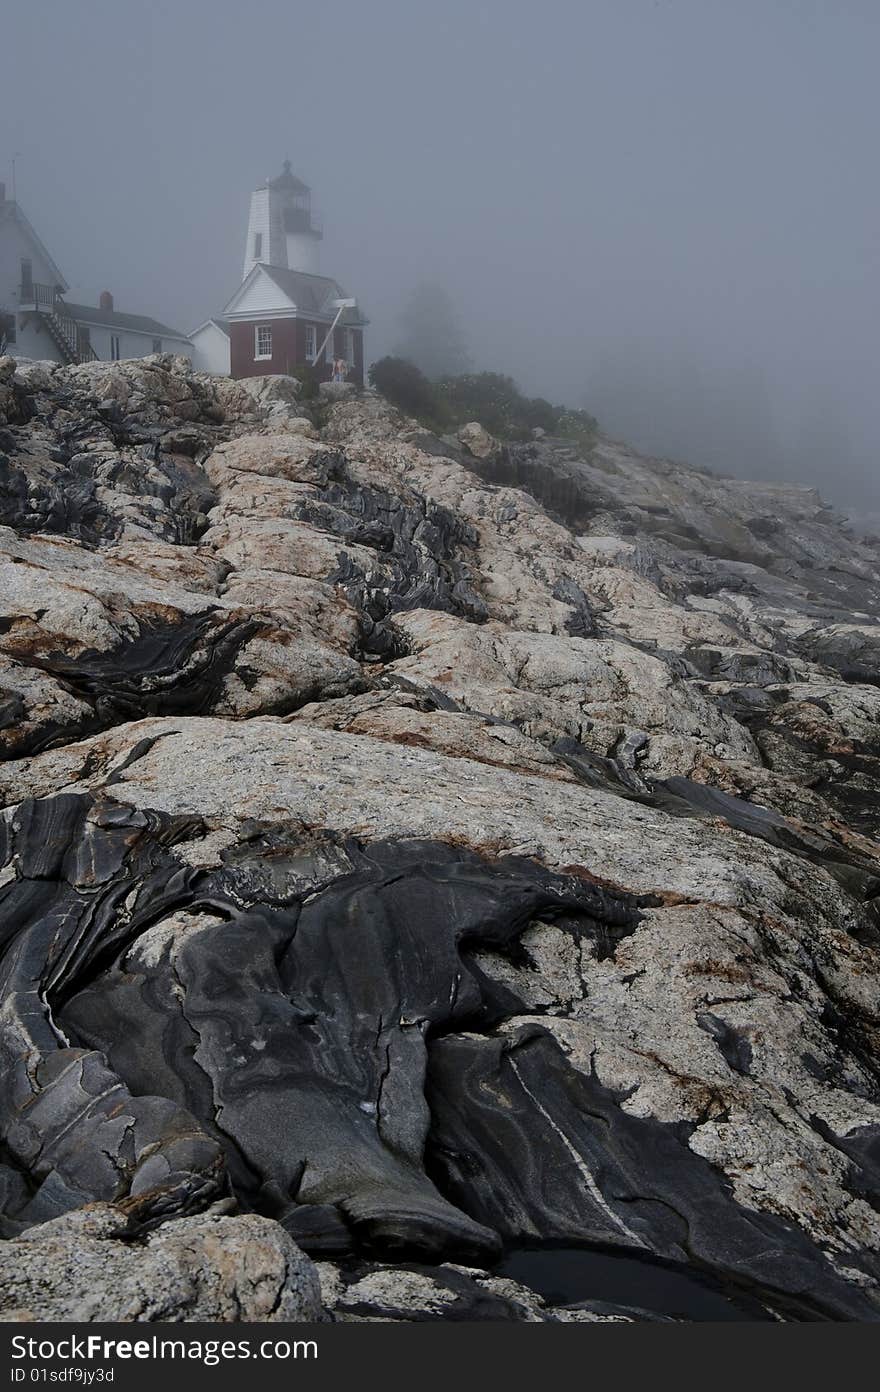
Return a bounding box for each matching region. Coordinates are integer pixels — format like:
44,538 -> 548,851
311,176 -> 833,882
0,360 -> 879,1321
0,1206 -> 323,1322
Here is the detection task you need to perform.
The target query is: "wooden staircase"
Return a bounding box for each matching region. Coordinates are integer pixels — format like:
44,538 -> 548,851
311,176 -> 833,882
41,303 -> 98,364
20,282 -> 98,364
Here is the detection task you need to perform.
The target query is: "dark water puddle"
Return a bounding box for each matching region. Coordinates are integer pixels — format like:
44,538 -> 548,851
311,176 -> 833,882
497,1246 -> 767,1321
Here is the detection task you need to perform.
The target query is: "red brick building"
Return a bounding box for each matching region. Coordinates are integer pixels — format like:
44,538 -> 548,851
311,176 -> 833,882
224,263 -> 365,384
220,163 -> 366,384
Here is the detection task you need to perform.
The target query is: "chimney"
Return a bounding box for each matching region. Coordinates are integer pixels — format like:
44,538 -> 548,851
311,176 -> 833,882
99,290 -> 114,312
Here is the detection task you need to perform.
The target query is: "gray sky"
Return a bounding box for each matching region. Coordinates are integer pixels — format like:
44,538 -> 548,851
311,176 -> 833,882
5,0 -> 878,506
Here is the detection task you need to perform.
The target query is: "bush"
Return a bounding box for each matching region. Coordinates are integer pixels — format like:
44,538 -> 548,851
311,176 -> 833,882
436,372 -> 530,439
436,373 -> 596,444
555,406 -> 599,451
369,356 -> 599,448
368,356 -> 447,428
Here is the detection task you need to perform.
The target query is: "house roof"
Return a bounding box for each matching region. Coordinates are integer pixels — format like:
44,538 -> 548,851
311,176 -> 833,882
266,160 -> 310,195
253,264 -> 367,324
0,199 -> 69,292
259,264 -> 340,312
64,301 -> 189,340
189,317 -> 230,338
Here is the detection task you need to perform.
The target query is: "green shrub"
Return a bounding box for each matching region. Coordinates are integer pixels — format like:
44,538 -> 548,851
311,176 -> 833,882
435,372 -> 529,439
368,356 -> 448,428
369,356 -> 599,449
555,406 -> 599,451
436,373 -> 596,443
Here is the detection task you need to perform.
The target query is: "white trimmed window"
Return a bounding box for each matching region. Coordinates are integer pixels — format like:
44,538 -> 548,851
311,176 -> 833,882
304,324 -> 317,362
110,334 -> 121,361
255,324 -> 272,360
253,232 -> 262,259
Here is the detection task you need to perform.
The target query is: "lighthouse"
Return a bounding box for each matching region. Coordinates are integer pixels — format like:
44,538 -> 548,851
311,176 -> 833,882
241,160 -> 323,280
213,158 -> 366,384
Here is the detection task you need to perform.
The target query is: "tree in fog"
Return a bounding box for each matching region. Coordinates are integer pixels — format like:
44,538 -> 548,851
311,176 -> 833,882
395,282 -> 471,380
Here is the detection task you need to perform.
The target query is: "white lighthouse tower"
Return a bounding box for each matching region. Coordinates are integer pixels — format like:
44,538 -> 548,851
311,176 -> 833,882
241,161 -> 323,281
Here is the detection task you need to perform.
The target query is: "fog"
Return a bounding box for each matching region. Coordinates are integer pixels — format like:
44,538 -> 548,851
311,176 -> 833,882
5,0 -> 878,508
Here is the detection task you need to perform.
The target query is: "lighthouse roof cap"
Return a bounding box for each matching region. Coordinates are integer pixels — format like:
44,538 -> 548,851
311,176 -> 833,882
265,160 -> 311,194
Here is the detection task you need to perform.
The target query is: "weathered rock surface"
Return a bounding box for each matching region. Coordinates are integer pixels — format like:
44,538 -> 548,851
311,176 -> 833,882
315,1259 -> 661,1322
1,356 -> 879,1320
0,1204 -> 322,1322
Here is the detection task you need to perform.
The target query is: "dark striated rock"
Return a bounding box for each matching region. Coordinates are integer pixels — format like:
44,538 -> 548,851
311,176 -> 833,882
551,576 -> 598,638
795,626 -> 880,687
5,612 -> 259,755
2,788 -> 877,1318
425,1027 -> 879,1321
1,792 -> 641,1263
0,794 -> 226,1235
0,450 -> 116,543
655,775 -> 880,910
467,439 -> 608,531
298,470 -> 487,657
716,684 -> 880,839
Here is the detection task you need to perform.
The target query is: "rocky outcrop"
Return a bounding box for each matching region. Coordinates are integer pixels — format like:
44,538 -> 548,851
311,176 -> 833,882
0,1205 -> 322,1322
315,1259 -> 674,1322
1,354 -> 880,1321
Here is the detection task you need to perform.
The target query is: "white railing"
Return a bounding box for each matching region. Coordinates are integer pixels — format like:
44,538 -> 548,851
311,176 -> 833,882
19,282 -> 98,361
19,280 -> 57,309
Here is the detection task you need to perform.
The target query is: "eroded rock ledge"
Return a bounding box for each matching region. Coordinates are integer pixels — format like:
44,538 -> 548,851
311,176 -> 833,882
1,355 -> 879,1321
